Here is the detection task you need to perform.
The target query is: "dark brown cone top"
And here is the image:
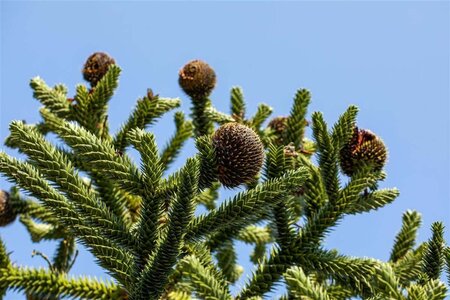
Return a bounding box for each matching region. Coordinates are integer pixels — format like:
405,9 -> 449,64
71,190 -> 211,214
267,116 -> 289,144
82,52 -> 116,87
178,60 -> 216,99
212,123 -> 264,188
340,127 -> 387,176
268,116 -> 289,134
0,190 -> 16,227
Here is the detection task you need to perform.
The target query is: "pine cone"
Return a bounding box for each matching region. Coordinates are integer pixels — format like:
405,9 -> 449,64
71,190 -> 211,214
267,116 -> 289,144
340,127 -> 387,176
178,60 -> 216,99
82,52 -> 116,87
212,123 -> 264,188
0,190 -> 16,227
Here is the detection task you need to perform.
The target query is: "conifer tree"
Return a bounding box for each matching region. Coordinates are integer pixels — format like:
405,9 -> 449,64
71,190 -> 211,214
0,52 -> 449,299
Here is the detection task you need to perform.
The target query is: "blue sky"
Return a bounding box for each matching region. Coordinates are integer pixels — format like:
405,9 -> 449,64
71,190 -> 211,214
1,1 -> 449,299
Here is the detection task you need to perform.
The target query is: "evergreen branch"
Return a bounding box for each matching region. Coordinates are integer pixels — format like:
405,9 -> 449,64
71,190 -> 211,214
0,153 -> 135,284
19,216 -> 65,242
30,77 -> 71,117
41,108 -> 135,225
311,112 -> 340,203
82,65 -> 120,137
284,266 -> 330,300
263,144 -> 296,247
160,112 -> 194,172
8,121 -> 138,251
204,107 -> 235,125
196,135 -> 218,189
330,105 -> 358,151
114,93 -> 181,151
304,250 -> 376,297
180,255 -> 232,300
422,222 -> 445,280
39,106 -> 69,134
79,233 -> 135,286
250,243 -> 268,265
0,238 -> 8,298
285,89 -> 310,148
237,225 -> 273,245
137,158 -> 199,300
374,263 -> 404,300
263,143 -> 287,180
0,237 -> 10,268
73,84 -> 90,110
215,239 -> 242,284
178,242 -> 229,291
190,97 -> 215,137
300,169 -> 380,247
230,87 -> 246,121
68,84 -> 91,132
392,243 -> 426,286
297,155 -> 327,218
390,210 -> 422,262
262,144 -> 296,246
87,65 -> 121,113
186,168 -> 309,242
50,118 -> 145,195
237,246 -> 286,298
69,66 -> 120,138
325,285 -> 355,299
166,290 -> 191,300
0,152 -> 83,229
406,285 -> 427,300
249,103 -> 273,130
422,279 -> 448,300
349,188 -> 399,215
8,188 -> 59,225
239,236 -> 377,298
53,236 -> 76,273
127,128 -> 163,190
0,266 -> 126,299
272,199 -> 295,249
193,181 -> 220,210
445,246 -> 450,287
92,177 -> 135,226
238,225 -> 272,264
158,170 -> 183,202
128,128 -> 165,267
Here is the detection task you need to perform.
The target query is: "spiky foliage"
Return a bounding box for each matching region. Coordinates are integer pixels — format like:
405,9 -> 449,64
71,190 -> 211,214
390,210 -> 422,263
0,54 -> 448,300
422,222 -> 446,281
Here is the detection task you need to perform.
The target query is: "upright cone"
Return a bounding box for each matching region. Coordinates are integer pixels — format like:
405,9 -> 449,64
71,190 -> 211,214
178,60 -> 216,99
212,123 -> 264,188
82,52 -> 116,87
340,127 -> 387,176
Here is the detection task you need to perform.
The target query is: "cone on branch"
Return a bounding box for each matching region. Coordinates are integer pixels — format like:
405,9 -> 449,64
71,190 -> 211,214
212,123 -> 264,188
340,127 -> 387,176
0,190 -> 16,227
82,52 -> 116,87
178,60 -> 216,99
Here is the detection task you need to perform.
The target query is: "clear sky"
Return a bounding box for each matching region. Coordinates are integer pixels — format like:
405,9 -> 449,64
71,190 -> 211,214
1,1 -> 449,299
